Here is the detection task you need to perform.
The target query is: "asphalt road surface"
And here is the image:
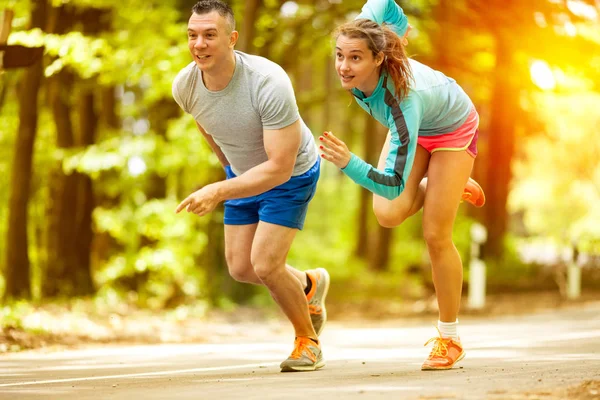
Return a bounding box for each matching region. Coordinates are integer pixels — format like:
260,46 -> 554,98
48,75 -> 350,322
1,302 -> 599,399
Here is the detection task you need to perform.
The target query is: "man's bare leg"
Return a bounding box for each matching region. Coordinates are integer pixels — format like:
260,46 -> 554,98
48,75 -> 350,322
224,223 -> 307,287
249,221 -> 316,339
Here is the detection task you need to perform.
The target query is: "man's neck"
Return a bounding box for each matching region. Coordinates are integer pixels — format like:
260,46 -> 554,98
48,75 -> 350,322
202,52 -> 236,91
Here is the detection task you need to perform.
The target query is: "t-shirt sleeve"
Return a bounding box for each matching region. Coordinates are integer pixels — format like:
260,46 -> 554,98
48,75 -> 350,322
256,68 -> 300,130
172,69 -> 189,114
356,0 -> 409,37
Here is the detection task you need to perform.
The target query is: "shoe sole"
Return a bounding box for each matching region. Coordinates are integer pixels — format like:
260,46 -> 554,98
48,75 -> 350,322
421,350 -> 466,371
314,268 -> 330,336
281,360 -> 326,372
464,179 -> 485,207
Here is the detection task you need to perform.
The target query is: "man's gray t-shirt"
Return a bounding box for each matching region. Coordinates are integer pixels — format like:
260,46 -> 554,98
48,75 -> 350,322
172,51 -> 318,177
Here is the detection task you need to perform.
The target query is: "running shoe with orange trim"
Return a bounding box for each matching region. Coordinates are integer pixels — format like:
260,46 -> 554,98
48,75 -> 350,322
280,336 -> 325,372
421,332 -> 465,370
305,268 -> 330,336
462,177 -> 486,207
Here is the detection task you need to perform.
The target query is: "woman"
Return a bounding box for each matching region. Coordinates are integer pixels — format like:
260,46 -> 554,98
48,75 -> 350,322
319,0 -> 485,370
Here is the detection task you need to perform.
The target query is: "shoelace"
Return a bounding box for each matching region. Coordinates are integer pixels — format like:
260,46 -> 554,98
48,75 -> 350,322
424,336 -> 450,358
290,337 -> 317,361
308,304 -> 322,314
424,327 -> 453,358
459,191 -> 472,205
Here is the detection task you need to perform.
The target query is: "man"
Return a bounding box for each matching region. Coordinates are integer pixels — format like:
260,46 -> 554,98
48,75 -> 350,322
172,0 -> 329,372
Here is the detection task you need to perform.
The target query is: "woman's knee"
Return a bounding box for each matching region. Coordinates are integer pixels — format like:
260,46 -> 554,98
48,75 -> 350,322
422,224 -> 453,251
373,201 -> 411,228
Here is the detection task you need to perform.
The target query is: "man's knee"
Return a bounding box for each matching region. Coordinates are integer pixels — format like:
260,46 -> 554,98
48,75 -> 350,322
228,266 -> 255,283
225,253 -> 255,283
251,251 -> 284,282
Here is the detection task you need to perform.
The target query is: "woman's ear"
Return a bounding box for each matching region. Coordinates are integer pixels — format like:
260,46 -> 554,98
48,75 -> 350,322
376,51 -> 385,66
402,25 -> 412,46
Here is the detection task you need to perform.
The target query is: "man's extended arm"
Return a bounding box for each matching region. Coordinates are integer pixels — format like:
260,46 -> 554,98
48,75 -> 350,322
213,119 -> 301,199
176,120 -> 301,215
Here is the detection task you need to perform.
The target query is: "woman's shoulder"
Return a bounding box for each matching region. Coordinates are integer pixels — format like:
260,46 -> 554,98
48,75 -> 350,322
407,58 -> 455,91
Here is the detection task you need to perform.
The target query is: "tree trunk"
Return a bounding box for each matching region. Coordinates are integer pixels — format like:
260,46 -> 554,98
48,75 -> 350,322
355,115 -> 378,258
322,55 -> 332,130
65,7 -> 111,295
368,122 -> 393,271
430,0 -> 453,73
71,87 -> 97,295
42,6 -> 105,297
3,0 -> 47,301
201,201 -> 229,306
43,5 -> 77,297
43,70 -> 80,297
369,226 -> 393,271
91,85 -> 121,272
100,86 -> 120,129
147,99 -> 179,199
237,0 -> 261,53
483,37 -> 517,260
298,58 -> 313,127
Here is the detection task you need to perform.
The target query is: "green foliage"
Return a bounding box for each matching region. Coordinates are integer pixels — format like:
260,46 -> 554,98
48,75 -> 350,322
0,302 -> 34,329
9,29 -> 110,78
289,173 -> 365,279
511,93 -> 600,249
91,194 -> 213,309
2,0 -> 216,306
84,113 -> 217,308
2,0 -> 599,310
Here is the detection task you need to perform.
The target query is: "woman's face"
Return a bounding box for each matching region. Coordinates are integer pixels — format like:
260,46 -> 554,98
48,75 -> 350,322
335,34 -> 383,95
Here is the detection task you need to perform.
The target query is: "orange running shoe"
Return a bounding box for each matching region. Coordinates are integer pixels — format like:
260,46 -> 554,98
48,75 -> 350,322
280,336 -> 325,372
421,332 -> 465,370
305,268 -> 330,336
462,178 -> 486,207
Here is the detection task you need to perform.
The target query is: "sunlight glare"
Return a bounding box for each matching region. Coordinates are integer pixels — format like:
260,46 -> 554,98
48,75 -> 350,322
567,0 -> 599,21
128,156 -> 147,177
530,60 -> 556,91
564,21 -> 577,37
280,2 -> 299,17
533,12 -> 547,28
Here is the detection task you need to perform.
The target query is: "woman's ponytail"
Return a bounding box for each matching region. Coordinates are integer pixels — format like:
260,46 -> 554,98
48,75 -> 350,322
381,26 -> 412,101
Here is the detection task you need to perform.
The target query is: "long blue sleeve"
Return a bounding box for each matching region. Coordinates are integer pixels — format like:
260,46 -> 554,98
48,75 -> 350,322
356,0 -> 409,37
342,154 -> 403,200
342,88 -> 422,200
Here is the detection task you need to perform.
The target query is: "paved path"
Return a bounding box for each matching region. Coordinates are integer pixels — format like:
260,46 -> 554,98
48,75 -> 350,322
1,303 -> 599,399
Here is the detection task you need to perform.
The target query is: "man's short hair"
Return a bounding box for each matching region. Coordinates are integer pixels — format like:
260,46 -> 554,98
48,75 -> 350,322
192,0 -> 236,32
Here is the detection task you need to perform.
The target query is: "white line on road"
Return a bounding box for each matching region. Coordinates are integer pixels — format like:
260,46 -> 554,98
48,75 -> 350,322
0,362 -> 279,388
2,326 -> 598,389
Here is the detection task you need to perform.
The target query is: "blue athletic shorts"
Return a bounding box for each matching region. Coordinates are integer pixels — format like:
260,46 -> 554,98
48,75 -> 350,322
223,159 -> 320,230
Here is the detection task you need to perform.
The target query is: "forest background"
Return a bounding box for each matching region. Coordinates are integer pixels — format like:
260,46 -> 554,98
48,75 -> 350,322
1,0 -> 599,344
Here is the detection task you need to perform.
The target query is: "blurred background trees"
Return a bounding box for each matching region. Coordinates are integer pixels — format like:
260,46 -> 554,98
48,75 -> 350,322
1,0 -> 599,310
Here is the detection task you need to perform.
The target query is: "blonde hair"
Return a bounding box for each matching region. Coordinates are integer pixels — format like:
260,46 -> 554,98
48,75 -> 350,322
334,19 -> 412,101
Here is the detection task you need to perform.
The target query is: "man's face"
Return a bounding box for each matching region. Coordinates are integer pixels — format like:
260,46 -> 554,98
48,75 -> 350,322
187,11 -> 237,73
